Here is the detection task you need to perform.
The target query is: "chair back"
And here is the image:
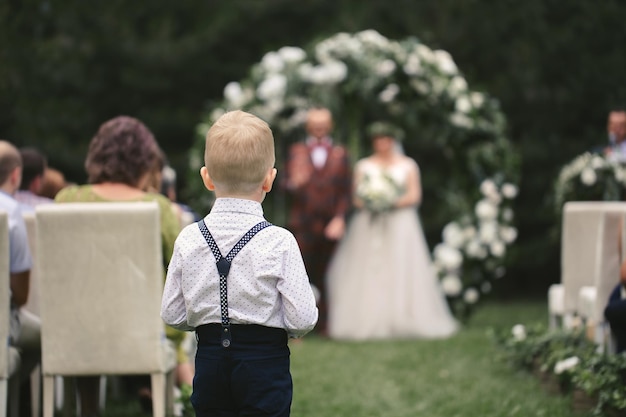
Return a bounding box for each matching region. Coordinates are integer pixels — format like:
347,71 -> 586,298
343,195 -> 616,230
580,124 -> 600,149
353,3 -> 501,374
561,202 -> 606,314
0,212 -> 9,379
21,212 -> 39,316
561,202 -> 626,320
36,202 -> 171,376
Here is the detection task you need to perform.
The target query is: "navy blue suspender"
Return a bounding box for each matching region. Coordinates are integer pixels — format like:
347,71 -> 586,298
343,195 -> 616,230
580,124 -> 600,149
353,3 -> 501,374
197,219 -> 272,347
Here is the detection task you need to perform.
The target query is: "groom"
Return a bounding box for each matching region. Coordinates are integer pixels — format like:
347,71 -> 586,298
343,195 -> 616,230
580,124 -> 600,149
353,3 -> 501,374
284,107 -> 351,335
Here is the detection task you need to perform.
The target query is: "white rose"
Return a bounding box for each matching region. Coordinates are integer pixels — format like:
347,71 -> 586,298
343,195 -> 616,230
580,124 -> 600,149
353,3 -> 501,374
441,274 -> 463,296
489,240 -> 506,257
379,84 -> 400,103
463,288 -> 480,304
455,96 -> 472,114
442,222 -> 465,248
580,168 -> 597,186
554,356 -> 579,375
434,49 -> 457,74
403,53 -> 422,75
224,82 -> 247,108
475,199 -> 498,220
448,76 -> 468,95
260,51 -> 285,73
511,324 -> 526,341
256,74 -> 287,101
450,112 -> 474,129
470,92 -> 485,108
479,221 -> 498,243
376,59 -> 397,77
465,239 -> 487,259
501,183 -> 519,199
433,244 -> 463,270
499,226 -> 518,244
480,179 -> 498,198
278,46 -> 306,64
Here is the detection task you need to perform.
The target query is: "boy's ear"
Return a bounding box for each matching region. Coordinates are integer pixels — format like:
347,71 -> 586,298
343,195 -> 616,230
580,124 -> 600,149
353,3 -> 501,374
262,168 -> 277,192
200,166 -> 215,191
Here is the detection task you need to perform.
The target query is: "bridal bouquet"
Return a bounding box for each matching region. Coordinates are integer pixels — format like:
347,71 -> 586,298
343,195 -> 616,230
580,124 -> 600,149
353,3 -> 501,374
356,171 -> 404,213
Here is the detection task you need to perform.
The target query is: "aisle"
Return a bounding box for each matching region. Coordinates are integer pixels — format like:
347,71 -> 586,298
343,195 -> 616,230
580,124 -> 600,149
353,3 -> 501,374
289,300 -> 583,417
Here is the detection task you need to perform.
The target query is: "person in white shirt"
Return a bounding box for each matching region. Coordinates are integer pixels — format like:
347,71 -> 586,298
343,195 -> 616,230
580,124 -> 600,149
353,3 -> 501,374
0,140 -> 41,411
161,110 -> 318,417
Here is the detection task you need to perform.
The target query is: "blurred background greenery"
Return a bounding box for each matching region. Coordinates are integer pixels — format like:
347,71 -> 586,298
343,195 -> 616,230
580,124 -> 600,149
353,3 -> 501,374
3,0 -> 626,301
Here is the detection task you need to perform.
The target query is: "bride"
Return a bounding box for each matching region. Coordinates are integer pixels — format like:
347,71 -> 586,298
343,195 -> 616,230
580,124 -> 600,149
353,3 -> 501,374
327,122 -> 459,341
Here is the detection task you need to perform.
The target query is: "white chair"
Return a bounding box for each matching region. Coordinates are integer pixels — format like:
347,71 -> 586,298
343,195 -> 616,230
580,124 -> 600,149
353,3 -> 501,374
549,202 -> 626,329
0,212 -> 20,417
35,202 -> 176,417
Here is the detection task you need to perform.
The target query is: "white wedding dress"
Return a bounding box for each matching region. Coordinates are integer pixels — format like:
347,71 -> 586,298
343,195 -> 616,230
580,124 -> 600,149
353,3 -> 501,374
327,158 -> 459,341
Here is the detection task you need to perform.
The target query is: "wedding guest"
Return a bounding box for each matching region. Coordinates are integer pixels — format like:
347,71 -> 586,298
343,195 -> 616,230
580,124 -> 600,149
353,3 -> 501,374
604,259 -> 626,353
326,122 -> 458,340
283,107 -> 351,334
161,110 -> 317,417
55,116 -> 193,416
602,108 -> 626,162
38,167 -> 67,199
0,141 -> 41,409
14,147 -> 53,210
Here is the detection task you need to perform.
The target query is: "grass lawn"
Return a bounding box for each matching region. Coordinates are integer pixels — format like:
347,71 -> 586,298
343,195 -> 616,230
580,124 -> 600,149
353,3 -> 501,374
102,298 -> 586,417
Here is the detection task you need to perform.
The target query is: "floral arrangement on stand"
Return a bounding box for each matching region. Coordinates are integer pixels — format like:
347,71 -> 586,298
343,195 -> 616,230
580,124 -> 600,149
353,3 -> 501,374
554,151 -> 626,212
188,30 -> 520,318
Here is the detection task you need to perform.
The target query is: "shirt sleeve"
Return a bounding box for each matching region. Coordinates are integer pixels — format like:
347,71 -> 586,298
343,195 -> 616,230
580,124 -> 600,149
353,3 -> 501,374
277,233 -> 319,338
161,237 -> 194,331
9,212 -> 32,274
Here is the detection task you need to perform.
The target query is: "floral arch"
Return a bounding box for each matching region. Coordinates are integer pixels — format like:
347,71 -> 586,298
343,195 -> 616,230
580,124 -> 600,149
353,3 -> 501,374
189,30 -> 520,319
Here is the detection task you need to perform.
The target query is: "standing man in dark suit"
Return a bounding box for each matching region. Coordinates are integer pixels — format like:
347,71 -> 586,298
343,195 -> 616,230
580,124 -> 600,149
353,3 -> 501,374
284,107 -> 351,335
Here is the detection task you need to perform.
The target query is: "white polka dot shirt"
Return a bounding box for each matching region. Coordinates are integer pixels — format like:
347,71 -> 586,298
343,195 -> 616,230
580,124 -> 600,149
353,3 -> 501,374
161,198 -> 318,338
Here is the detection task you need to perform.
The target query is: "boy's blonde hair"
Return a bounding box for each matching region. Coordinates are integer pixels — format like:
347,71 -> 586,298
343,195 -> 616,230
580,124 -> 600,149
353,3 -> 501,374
204,110 -> 275,193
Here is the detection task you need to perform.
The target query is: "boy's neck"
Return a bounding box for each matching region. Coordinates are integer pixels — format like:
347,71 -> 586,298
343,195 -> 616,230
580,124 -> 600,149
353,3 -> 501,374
213,190 -> 265,203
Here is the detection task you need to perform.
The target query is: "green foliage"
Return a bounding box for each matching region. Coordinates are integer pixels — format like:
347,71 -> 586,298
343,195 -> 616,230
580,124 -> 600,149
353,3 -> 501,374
3,0 -> 626,299
495,322 -> 626,415
177,383 -> 194,417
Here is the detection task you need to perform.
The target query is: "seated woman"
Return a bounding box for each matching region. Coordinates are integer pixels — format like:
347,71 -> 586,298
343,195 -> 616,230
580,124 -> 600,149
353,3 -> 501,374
55,115 -> 192,416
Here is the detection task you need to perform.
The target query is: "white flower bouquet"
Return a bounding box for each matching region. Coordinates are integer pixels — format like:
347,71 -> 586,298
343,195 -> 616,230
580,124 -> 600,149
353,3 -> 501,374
356,171 -> 404,213
554,152 -> 626,210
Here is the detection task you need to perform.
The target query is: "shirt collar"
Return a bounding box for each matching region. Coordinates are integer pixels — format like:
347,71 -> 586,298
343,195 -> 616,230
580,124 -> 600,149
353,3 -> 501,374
306,136 -> 332,147
211,198 -> 264,217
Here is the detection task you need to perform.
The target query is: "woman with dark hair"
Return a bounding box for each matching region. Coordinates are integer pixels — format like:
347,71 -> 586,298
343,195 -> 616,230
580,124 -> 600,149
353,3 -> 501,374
55,115 -> 192,416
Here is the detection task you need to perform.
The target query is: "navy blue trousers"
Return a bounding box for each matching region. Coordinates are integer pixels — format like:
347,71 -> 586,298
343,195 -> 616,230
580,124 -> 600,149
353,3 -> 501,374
192,324 -> 292,417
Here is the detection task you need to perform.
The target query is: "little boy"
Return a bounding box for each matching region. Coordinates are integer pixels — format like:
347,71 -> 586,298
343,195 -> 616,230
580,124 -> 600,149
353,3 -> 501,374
161,110 -> 318,417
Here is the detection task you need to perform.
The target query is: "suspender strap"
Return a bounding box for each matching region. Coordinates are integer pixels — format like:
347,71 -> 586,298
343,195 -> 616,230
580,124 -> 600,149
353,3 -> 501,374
198,219 -> 272,347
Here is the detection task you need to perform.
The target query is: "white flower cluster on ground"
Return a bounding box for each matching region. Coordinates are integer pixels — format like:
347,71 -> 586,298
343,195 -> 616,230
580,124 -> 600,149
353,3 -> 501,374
190,30 -> 519,318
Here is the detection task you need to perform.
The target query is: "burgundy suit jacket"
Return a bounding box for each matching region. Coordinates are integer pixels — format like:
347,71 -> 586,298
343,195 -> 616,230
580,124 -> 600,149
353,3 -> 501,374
284,141 -> 351,238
